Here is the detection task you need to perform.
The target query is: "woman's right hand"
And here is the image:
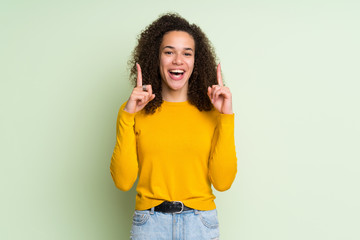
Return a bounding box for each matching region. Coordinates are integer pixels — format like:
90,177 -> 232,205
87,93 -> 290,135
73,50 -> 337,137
124,63 -> 155,114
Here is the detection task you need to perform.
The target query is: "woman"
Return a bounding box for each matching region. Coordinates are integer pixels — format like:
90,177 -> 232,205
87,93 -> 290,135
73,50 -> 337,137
110,13 -> 237,240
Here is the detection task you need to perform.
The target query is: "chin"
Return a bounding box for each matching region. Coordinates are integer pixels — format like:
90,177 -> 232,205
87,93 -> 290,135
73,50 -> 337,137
167,79 -> 188,91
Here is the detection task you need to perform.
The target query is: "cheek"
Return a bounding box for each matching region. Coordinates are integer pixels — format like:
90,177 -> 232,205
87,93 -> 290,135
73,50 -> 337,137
188,59 -> 195,71
159,59 -> 169,79
160,57 -> 171,69
159,58 -> 164,69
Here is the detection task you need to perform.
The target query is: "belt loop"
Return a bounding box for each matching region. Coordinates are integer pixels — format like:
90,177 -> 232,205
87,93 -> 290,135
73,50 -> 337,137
194,209 -> 199,215
150,207 -> 155,215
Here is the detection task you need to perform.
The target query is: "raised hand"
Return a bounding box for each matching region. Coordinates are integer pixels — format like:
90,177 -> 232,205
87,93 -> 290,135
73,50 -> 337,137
207,63 -> 233,114
124,63 -> 155,114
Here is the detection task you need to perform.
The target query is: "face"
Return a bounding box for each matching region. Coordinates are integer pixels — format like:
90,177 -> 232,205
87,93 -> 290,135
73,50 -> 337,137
159,31 -> 195,98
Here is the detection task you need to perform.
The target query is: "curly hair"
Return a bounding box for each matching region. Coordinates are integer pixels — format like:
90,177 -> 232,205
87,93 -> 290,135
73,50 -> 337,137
128,13 -> 219,114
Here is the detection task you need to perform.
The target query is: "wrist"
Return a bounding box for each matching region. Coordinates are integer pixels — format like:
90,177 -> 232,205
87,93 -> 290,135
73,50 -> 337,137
222,111 -> 233,114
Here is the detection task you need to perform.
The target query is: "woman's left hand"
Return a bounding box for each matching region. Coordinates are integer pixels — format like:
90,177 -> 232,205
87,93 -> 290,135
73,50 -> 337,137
207,63 -> 233,114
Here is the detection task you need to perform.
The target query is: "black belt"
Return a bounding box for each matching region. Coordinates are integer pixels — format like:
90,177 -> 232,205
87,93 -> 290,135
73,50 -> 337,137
151,201 -> 193,213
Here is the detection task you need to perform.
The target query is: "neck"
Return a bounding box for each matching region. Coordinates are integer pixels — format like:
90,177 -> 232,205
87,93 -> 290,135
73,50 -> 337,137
161,85 -> 188,102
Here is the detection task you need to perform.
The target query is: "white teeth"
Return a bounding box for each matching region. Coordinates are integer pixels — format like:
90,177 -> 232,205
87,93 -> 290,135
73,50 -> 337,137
169,70 -> 184,73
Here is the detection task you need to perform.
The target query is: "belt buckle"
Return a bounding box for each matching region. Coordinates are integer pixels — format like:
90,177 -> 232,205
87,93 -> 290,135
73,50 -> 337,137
172,201 -> 184,214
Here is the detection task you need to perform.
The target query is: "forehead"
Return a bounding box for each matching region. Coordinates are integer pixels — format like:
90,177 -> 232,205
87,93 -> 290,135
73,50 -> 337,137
161,31 -> 195,49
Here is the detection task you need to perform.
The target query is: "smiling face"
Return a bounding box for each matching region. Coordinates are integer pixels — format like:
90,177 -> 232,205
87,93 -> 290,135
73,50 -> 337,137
159,31 -> 195,101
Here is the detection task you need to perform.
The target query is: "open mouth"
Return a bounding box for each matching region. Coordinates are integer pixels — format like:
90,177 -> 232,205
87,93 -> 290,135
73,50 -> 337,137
169,69 -> 185,77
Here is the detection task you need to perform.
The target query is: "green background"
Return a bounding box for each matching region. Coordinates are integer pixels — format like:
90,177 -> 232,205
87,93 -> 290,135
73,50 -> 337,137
1,0 -> 359,239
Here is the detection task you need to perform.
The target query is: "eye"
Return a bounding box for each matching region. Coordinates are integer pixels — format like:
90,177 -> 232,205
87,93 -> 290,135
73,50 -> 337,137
184,52 -> 193,57
164,51 -> 173,55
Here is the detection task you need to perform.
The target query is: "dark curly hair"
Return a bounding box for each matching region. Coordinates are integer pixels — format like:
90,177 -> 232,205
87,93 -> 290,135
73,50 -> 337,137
128,13 -> 219,114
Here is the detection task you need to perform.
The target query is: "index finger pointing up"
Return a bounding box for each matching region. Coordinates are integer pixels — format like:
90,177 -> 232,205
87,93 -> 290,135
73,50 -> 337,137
217,63 -> 223,86
136,63 -> 143,87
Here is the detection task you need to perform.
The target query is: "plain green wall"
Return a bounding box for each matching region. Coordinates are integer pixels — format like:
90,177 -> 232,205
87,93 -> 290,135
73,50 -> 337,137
1,0 -> 359,239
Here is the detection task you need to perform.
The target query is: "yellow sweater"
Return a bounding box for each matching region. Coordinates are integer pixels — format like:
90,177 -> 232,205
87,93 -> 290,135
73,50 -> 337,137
110,100 -> 237,210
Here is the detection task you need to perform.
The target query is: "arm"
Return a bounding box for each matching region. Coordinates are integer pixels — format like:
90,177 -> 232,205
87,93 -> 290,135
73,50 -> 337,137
207,63 -> 237,191
110,102 -> 138,191
208,113 -> 237,191
110,64 -> 154,191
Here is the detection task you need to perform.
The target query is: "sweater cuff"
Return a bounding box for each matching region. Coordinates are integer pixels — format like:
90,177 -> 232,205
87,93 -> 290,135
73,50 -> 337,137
119,109 -> 136,127
218,113 -> 235,126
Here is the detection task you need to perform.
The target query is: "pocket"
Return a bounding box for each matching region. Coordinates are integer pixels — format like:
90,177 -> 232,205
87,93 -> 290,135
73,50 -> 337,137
132,210 -> 150,226
198,209 -> 219,229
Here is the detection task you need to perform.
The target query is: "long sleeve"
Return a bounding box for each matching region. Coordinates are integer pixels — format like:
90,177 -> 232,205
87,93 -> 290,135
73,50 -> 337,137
110,103 -> 138,191
110,100 -> 237,210
208,113 -> 237,191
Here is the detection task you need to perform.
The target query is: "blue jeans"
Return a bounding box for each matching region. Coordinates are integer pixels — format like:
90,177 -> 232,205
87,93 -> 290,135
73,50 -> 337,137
130,208 -> 220,240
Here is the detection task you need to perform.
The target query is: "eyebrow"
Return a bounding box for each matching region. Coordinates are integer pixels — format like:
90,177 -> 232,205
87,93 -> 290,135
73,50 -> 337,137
163,46 -> 194,51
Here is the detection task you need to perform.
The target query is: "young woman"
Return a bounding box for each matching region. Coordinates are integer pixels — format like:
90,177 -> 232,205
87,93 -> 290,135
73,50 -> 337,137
110,13 -> 237,239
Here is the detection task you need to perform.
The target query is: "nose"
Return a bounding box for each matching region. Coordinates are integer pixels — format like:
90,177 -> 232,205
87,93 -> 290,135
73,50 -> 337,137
172,54 -> 183,65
